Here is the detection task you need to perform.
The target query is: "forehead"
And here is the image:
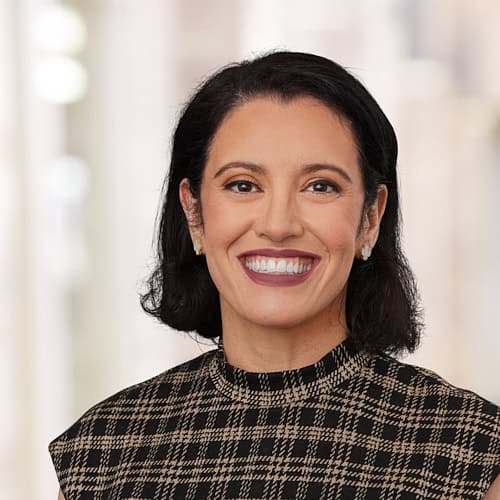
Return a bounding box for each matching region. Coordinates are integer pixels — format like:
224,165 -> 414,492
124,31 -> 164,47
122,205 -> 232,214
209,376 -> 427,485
206,95 -> 360,178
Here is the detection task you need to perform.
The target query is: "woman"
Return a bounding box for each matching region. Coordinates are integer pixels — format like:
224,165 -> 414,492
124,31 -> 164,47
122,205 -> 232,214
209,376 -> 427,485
50,51 -> 500,499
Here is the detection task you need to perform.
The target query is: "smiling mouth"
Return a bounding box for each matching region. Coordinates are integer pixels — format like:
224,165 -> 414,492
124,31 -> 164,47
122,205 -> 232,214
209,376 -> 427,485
242,256 -> 313,275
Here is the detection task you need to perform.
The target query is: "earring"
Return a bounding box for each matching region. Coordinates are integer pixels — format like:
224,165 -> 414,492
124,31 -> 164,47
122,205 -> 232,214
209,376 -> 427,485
361,244 -> 371,261
193,240 -> 203,256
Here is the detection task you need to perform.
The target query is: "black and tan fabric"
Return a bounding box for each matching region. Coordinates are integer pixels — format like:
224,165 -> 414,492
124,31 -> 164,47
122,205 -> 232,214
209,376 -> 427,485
49,336 -> 500,499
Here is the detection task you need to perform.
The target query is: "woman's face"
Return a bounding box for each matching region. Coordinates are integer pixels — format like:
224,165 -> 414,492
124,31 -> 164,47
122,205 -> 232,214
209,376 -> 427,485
180,96 -> 386,331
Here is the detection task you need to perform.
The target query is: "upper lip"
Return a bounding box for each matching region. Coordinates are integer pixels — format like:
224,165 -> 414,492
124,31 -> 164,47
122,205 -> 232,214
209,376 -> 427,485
238,248 -> 321,259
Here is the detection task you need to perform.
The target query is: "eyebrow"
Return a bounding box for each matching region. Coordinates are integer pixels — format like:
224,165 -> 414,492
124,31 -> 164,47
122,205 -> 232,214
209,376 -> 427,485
213,161 -> 352,183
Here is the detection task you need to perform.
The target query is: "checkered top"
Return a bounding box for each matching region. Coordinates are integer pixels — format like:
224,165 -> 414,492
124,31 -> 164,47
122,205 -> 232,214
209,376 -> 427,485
49,336 -> 500,499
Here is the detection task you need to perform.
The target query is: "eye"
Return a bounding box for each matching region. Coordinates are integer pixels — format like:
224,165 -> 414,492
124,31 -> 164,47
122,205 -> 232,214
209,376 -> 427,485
305,180 -> 339,193
224,180 -> 259,193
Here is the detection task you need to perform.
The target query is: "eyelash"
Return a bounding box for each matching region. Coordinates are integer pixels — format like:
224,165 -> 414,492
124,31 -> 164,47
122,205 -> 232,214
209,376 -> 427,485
223,179 -> 340,194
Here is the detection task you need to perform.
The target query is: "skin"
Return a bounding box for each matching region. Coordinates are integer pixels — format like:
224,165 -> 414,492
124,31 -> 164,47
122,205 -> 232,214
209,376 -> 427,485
56,97 -> 500,499
484,476 -> 500,499
180,95 -> 387,372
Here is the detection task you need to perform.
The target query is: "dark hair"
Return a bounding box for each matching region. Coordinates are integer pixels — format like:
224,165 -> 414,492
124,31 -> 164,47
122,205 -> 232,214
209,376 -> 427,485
140,51 -> 423,356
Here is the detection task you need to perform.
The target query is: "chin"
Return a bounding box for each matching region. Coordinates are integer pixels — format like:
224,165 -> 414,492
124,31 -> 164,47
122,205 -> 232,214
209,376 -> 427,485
244,308 -> 312,329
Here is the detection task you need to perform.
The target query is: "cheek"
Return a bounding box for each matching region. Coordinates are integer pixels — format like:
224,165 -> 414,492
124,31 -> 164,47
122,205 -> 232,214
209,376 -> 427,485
308,207 -> 361,253
321,226 -> 356,257
201,193 -> 250,252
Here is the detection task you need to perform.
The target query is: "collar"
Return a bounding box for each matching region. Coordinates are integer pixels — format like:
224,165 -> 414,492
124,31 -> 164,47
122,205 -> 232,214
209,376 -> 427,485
209,335 -> 371,406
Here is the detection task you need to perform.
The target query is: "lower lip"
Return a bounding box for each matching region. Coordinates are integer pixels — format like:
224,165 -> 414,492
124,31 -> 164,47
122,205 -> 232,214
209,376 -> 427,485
239,258 -> 319,287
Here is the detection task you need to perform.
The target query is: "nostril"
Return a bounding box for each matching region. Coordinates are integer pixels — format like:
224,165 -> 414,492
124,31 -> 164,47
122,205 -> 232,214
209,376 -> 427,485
254,217 -> 305,240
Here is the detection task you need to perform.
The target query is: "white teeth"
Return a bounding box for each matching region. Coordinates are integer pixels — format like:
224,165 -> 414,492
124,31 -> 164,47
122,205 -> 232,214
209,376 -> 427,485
244,257 -> 313,275
276,260 -> 286,272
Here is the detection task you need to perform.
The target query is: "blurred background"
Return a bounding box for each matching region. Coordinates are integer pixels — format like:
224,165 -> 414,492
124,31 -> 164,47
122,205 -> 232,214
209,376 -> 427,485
2,0 -> 500,498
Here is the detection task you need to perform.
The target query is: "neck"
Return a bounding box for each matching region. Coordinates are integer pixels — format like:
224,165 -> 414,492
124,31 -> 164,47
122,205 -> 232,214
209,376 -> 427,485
219,299 -> 348,373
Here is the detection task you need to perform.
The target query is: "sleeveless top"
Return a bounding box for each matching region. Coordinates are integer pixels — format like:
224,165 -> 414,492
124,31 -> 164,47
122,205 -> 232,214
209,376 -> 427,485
49,336 -> 500,499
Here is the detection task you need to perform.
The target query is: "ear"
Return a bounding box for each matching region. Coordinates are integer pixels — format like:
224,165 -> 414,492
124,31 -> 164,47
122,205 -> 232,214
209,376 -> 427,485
179,178 -> 204,242
358,185 -> 388,256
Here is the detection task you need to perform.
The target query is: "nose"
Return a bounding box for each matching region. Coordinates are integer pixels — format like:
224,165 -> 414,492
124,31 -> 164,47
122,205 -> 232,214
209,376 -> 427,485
253,190 -> 304,242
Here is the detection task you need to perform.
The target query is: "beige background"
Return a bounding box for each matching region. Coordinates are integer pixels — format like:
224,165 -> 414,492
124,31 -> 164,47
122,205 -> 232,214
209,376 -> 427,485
1,1 -> 499,498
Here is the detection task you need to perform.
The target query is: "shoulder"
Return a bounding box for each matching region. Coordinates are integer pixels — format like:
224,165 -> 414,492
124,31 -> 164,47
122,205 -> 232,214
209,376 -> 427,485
365,352 -> 500,489
369,351 -> 500,423
49,348 -> 216,467
369,354 -> 499,449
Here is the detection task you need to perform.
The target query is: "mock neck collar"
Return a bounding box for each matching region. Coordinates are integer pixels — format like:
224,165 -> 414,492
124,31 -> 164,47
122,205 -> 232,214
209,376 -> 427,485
209,335 -> 371,406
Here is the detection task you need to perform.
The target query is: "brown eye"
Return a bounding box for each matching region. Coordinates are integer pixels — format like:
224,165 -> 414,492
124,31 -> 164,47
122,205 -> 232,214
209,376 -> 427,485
224,181 -> 259,193
306,180 -> 339,193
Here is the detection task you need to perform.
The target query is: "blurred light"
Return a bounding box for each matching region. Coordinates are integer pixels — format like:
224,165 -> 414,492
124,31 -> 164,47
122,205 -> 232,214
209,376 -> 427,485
32,56 -> 88,104
32,4 -> 87,54
399,59 -> 452,99
44,155 -> 90,204
0,166 -> 15,229
454,96 -> 496,138
289,0 -> 350,32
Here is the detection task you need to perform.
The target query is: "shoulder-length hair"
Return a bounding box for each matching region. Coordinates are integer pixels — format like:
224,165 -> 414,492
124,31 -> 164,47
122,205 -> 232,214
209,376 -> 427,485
140,51 -> 423,356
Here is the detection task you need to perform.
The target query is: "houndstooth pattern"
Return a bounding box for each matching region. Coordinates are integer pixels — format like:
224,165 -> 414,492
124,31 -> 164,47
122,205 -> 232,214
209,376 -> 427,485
49,337 -> 500,499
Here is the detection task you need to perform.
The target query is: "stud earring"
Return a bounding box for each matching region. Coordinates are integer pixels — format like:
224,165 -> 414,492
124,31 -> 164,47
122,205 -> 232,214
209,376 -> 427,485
193,240 -> 203,256
361,244 -> 371,261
